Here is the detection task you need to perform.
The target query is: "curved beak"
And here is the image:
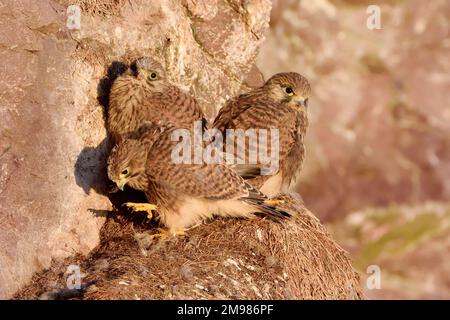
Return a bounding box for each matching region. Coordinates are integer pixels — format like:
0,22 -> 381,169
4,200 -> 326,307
115,180 -> 126,191
296,97 -> 308,108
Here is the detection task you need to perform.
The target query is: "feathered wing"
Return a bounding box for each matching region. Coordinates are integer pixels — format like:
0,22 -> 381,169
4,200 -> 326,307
141,85 -> 207,130
146,128 -> 253,200
143,127 -> 291,220
108,76 -> 207,143
212,92 -> 256,132
213,96 -> 303,191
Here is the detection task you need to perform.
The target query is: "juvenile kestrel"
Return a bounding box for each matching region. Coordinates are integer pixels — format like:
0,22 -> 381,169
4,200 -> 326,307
107,57 -> 206,143
213,72 -> 311,198
107,122 -> 291,237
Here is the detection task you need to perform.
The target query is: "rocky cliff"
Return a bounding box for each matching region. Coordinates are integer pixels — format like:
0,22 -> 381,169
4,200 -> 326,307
0,0 -> 272,298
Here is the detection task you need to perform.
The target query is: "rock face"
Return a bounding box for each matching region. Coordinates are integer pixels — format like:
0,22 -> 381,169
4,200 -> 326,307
257,0 -> 450,220
0,0 -> 271,298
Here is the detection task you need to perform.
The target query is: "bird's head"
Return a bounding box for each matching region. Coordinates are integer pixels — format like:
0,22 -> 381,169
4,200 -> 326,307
107,139 -> 148,191
264,72 -> 311,112
132,57 -> 167,92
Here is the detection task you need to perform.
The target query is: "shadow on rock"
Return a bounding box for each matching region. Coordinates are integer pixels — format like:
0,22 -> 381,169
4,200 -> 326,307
97,61 -> 129,122
74,137 -> 111,195
74,136 -> 148,218
75,60 -> 147,220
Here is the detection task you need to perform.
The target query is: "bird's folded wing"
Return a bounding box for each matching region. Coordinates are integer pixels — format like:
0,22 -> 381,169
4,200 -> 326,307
213,101 -> 299,177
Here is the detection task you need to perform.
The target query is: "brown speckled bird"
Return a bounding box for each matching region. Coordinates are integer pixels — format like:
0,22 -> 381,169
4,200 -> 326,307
107,122 -> 291,237
107,57 -> 206,143
213,72 -> 311,198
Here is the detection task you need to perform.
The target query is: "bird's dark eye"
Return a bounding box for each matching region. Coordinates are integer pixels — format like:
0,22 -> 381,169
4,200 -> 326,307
121,169 -> 129,176
285,87 -> 294,95
304,98 -> 309,107
149,72 -> 157,79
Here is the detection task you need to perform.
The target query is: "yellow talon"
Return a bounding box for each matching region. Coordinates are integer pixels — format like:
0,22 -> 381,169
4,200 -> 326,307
264,199 -> 286,206
123,202 -> 158,220
150,228 -> 185,239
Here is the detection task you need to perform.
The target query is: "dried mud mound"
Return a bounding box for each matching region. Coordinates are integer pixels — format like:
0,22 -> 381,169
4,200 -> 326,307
15,196 -> 362,300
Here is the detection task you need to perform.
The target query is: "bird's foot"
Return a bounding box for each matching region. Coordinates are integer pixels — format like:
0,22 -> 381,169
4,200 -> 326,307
123,202 -> 158,220
264,199 -> 286,206
150,228 -> 185,240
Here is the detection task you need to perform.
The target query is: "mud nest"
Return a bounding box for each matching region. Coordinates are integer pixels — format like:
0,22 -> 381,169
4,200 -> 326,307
15,194 -> 362,300
57,0 -> 127,17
